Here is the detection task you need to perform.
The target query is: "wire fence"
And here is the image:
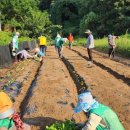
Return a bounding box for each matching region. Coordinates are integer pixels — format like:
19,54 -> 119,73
0,40 -> 36,67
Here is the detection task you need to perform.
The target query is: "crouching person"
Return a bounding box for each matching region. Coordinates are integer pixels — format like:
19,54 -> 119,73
34,48 -> 45,62
74,91 -> 124,130
0,91 -> 31,130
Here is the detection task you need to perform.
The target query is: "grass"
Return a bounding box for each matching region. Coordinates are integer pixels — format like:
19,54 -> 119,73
95,34 -> 130,57
73,34 -> 130,58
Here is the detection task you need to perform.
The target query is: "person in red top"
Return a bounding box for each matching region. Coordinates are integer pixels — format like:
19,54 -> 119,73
68,33 -> 74,49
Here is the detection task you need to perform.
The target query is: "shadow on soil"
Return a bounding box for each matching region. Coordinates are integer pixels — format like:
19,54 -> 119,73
23,117 -> 61,130
19,62 -> 42,118
71,49 -> 130,86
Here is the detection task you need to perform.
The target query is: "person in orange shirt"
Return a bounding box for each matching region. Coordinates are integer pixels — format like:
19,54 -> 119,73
68,33 -> 74,49
0,91 -> 31,130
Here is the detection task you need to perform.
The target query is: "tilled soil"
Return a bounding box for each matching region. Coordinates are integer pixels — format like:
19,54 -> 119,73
22,47 -> 87,130
1,46 -> 130,130
64,46 -> 130,130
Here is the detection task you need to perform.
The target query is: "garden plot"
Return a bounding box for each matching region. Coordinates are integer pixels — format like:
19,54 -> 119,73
21,47 -> 87,130
64,47 -> 130,130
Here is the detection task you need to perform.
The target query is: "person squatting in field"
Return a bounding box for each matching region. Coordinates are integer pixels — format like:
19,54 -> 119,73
34,48 -> 45,62
16,49 -> 33,61
108,34 -> 119,58
0,91 -> 31,130
74,91 -> 124,130
54,33 -> 68,58
85,30 -> 94,66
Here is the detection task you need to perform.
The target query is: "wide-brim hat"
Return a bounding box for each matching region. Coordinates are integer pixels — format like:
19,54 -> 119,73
74,91 -> 97,113
16,32 -> 20,36
84,29 -> 92,34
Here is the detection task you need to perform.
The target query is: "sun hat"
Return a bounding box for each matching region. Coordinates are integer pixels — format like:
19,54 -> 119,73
16,32 -> 20,36
84,29 -> 92,34
0,92 -> 14,119
74,91 -> 99,113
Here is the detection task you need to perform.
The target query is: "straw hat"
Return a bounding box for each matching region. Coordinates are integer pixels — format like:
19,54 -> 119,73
16,32 -> 20,36
84,29 -> 92,34
0,92 -> 14,119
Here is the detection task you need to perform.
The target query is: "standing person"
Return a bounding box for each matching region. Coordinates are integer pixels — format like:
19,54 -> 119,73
74,91 -> 125,130
38,35 -> 47,55
85,29 -> 94,65
54,33 -> 67,58
68,33 -> 74,49
12,32 -> 20,62
108,34 -> 119,58
0,91 -> 31,130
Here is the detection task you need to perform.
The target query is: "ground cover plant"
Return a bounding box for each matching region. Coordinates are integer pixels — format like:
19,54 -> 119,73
45,120 -> 80,130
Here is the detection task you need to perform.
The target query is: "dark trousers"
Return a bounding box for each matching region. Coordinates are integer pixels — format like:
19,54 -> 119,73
40,45 -> 47,54
69,42 -> 72,49
87,48 -> 93,61
108,48 -> 115,58
55,46 -> 62,58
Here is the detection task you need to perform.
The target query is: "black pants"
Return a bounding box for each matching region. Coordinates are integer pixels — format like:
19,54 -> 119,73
87,48 -> 93,61
40,45 -> 47,54
55,46 -> 62,58
108,48 -> 115,58
69,42 -> 72,49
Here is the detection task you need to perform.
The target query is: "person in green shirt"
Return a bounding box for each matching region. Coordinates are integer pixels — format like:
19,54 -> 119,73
54,33 -> 67,58
11,32 -> 20,62
74,91 -> 124,130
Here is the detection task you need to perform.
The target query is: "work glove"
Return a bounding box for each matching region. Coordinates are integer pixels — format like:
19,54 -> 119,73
82,125 -> 88,130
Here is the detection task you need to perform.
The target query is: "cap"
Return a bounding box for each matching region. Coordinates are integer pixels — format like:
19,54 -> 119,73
74,91 -> 98,113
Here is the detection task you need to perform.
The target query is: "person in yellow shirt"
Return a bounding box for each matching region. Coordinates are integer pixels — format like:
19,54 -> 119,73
38,35 -> 47,55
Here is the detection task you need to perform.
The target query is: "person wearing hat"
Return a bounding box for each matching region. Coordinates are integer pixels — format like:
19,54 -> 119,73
54,33 -> 68,58
11,32 -> 20,62
108,34 -> 119,58
74,91 -> 124,130
85,30 -> 94,65
0,91 -> 31,130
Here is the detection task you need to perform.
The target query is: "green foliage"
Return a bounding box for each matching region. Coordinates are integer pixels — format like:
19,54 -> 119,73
0,31 -> 32,46
50,0 -> 80,35
0,0 -> 53,38
0,31 -> 12,45
45,120 -> 79,130
79,12 -> 98,36
50,0 -> 130,37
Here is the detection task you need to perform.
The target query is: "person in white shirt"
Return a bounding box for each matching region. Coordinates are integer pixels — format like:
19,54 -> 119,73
85,30 -> 94,65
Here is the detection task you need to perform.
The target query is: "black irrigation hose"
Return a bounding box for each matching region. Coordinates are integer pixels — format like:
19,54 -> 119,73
62,56 -> 89,94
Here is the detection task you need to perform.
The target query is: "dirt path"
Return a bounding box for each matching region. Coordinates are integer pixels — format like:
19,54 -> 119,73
63,47 -> 130,130
22,47 -> 86,130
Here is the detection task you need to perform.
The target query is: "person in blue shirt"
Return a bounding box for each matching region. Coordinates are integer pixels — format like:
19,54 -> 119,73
34,48 -> 45,62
